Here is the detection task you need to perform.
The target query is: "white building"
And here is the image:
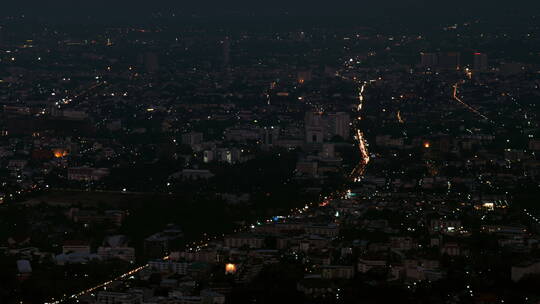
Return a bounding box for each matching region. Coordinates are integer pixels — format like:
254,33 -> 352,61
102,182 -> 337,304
97,291 -> 142,304
149,260 -> 190,275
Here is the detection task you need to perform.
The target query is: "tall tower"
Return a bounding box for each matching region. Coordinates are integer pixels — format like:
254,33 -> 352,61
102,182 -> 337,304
222,37 -> 231,69
473,53 -> 488,72
305,112 -> 324,146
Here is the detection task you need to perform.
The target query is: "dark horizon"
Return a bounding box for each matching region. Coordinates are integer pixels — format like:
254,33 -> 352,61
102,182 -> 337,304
3,0 -> 540,23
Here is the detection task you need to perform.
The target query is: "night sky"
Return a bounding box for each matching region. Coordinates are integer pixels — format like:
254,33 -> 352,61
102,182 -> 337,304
3,0 -> 540,22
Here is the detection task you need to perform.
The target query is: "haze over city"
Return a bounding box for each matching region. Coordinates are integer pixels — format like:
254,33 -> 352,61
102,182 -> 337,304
1,1 -> 540,304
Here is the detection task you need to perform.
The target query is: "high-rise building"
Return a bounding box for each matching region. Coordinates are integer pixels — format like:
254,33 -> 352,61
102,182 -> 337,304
305,111 -> 350,145
297,70 -> 313,84
327,112 -> 350,140
437,52 -> 461,70
420,52 -> 438,68
473,53 -> 488,71
305,112 -> 324,145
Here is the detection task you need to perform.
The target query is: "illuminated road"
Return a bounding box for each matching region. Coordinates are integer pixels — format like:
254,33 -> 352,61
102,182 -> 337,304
452,83 -> 489,121
397,110 -> 404,124
357,82 -> 365,111
44,263 -> 151,304
350,81 -> 371,181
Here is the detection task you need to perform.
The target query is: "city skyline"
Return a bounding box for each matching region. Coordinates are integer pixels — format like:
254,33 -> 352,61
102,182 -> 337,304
1,2 -> 540,304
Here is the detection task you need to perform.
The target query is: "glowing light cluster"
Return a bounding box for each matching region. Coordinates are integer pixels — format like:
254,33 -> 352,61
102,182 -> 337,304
225,263 -> 237,274
349,81 -> 371,180
53,149 -> 69,158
